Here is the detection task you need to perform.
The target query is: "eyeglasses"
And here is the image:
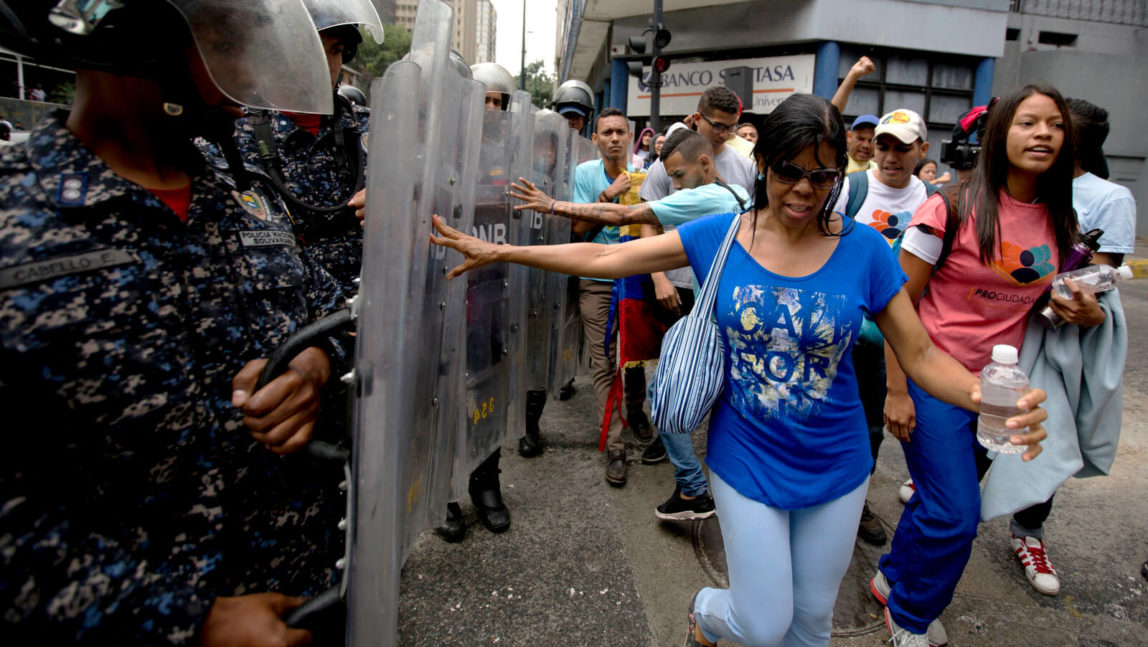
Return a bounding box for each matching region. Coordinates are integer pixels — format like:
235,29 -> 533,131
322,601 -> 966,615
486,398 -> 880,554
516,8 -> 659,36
769,160 -> 841,188
699,112 -> 737,134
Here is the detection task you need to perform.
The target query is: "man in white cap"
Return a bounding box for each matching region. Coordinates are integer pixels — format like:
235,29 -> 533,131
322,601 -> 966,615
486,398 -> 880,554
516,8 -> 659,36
834,108 -> 937,549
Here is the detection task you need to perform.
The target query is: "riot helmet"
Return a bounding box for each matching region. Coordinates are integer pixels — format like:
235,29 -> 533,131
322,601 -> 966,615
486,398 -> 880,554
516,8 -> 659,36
471,62 -> 514,111
450,49 -> 473,80
303,0 -> 384,63
552,79 -> 594,117
338,84 -> 367,107
553,79 -> 594,132
0,0 -> 334,115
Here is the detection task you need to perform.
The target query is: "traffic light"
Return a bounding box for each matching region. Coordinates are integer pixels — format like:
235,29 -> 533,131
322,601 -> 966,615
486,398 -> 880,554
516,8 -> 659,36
626,25 -> 672,82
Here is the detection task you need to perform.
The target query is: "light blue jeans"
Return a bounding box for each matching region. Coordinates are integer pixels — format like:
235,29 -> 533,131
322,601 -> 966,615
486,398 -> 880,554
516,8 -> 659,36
661,429 -> 709,497
694,472 -> 869,647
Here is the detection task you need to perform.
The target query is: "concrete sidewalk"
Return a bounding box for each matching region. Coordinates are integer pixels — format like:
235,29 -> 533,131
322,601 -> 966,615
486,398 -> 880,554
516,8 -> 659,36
398,250 -> 1148,646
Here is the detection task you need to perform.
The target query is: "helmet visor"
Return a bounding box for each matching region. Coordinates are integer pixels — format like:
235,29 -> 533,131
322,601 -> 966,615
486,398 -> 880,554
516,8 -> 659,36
176,0 -> 333,114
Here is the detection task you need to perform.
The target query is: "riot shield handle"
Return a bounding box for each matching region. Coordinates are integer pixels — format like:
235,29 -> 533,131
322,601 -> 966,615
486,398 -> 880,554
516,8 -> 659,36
283,586 -> 344,629
255,307 -> 356,462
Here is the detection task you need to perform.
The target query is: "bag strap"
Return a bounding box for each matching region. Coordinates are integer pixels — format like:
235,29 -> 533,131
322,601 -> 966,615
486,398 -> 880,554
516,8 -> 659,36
712,177 -> 747,212
934,186 -> 961,272
692,214 -> 742,318
844,170 -> 869,219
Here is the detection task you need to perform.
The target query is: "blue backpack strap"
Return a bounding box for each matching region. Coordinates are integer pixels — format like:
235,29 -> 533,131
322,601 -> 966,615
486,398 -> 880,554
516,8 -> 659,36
844,170 -> 869,219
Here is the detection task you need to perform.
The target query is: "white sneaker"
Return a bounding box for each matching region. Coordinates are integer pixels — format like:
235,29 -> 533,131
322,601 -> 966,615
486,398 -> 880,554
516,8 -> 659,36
1012,534 -> 1061,595
871,571 -> 949,646
885,607 -> 930,647
898,478 -> 916,504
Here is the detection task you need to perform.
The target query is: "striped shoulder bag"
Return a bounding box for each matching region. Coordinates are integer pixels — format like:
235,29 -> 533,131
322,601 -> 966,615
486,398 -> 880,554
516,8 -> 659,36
648,213 -> 741,435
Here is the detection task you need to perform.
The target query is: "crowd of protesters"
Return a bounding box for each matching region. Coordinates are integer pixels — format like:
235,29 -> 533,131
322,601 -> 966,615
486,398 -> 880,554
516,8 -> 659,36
0,1 -> 1138,645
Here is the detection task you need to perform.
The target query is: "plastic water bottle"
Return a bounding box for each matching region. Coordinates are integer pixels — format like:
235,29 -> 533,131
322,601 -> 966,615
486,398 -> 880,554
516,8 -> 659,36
1038,264 -> 1134,329
977,344 -> 1029,454
1050,264 -> 1133,299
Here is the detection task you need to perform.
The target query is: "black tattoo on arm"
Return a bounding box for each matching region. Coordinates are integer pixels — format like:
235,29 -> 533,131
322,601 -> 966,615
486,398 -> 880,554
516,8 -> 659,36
558,201 -> 658,226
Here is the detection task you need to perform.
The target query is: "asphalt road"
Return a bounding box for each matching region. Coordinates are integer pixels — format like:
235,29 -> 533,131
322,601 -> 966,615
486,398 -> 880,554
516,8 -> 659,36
398,249 -> 1148,646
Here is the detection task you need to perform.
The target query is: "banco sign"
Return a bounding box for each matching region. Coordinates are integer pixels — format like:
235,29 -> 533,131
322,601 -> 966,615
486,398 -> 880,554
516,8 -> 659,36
627,54 -> 815,117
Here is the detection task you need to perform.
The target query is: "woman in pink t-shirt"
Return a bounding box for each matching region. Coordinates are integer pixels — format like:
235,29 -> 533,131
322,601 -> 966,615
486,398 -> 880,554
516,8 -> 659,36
872,84 -> 1107,644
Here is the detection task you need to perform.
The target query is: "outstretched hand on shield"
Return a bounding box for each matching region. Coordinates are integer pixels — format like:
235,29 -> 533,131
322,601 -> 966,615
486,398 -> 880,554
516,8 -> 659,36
431,215 -> 503,279
508,177 -> 552,213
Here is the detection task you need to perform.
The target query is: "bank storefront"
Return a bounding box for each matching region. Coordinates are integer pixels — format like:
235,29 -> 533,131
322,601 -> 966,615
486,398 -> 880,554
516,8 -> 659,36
615,42 -> 988,180
558,0 -> 1006,179
625,54 -> 816,118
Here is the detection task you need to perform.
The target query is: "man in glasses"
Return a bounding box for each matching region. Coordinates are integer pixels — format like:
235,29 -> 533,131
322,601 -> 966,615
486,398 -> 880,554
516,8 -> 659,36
833,108 -> 938,548
637,87 -> 756,468
641,87 -> 756,206
509,128 -> 749,518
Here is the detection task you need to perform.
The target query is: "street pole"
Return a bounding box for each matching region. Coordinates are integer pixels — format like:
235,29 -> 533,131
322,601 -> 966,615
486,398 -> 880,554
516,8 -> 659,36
649,0 -> 663,132
519,0 -> 527,90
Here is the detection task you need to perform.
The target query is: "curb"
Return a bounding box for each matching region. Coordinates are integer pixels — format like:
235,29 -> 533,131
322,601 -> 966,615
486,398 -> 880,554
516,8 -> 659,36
1127,259 -> 1148,279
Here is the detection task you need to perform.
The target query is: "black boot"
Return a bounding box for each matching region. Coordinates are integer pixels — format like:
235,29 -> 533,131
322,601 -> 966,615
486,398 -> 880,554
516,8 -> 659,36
519,389 -> 547,458
559,378 -> 576,401
436,502 -> 466,543
468,451 -> 510,533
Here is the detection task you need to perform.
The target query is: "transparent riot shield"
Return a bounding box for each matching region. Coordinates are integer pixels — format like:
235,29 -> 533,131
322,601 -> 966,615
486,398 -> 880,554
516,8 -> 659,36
452,98 -> 519,494
537,112 -> 572,398
348,0 -> 482,644
547,130 -> 600,398
504,91 -> 536,436
512,107 -> 562,396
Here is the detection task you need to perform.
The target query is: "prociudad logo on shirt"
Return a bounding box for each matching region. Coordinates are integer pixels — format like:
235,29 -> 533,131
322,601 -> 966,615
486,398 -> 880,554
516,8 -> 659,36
972,240 -> 1056,306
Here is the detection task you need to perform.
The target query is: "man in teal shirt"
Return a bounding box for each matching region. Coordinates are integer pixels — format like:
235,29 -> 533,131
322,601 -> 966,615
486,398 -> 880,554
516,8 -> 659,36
564,107 -> 642,486
510,128 -> 748,492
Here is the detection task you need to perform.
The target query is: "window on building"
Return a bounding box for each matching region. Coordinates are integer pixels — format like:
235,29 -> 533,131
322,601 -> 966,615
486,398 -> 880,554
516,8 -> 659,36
838,48 -> 979,178
1037,31 -> 1077,47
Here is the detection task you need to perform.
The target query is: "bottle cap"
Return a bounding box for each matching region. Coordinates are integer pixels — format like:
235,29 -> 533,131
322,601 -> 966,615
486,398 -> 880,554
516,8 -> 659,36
1118,265 -> 1133,281
991,344 -> 1018,364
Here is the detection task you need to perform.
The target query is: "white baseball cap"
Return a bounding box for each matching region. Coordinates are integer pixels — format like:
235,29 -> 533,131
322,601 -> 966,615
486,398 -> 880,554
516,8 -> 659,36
875,109 -> 927,144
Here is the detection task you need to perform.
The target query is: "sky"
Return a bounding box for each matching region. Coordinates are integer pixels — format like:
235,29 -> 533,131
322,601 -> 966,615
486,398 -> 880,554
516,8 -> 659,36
490,0 -> 559,78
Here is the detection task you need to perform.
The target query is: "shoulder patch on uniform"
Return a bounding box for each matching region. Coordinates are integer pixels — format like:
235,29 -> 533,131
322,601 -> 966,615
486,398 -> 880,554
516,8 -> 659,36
239,230 -> 296,248
232,189 -> 269,220
58,173 -> 88,206
0,248 -> 135,290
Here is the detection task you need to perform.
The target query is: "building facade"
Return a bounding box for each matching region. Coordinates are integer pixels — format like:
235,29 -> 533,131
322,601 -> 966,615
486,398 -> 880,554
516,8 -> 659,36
375,0 -> 398,24
397,0 -> 496,66
557,0 -> 1147,231
476,0 -> 498,64
395,0 -> 419,31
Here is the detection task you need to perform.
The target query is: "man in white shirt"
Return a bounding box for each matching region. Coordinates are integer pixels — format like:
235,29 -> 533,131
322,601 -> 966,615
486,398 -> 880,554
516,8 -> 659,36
833,108 -> 935,547
640,87 -> 756,203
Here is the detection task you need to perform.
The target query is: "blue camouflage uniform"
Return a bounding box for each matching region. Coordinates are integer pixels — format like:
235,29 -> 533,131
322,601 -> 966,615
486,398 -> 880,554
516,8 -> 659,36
202,102 -> 369,299
0,111 -> 347,645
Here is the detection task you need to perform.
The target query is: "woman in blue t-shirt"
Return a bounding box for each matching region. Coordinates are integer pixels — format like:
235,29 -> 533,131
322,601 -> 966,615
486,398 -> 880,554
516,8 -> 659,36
429,94 -> 1049,647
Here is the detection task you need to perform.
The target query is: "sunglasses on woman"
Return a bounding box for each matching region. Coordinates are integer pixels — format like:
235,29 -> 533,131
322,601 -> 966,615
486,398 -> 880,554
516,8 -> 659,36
769,160 -> 841,188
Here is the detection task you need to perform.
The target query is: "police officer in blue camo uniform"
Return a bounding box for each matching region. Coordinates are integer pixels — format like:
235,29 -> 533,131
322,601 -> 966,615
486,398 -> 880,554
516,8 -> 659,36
436,61 -> 518,543
0,2 -> 346,645
203,0 -> 383,300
